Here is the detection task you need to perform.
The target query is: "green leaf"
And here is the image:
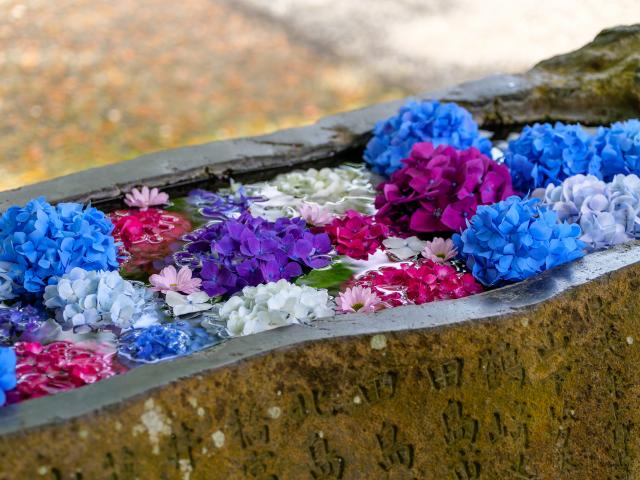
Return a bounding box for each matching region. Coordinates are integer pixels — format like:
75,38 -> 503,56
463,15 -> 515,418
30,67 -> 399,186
296,260 -> 356,293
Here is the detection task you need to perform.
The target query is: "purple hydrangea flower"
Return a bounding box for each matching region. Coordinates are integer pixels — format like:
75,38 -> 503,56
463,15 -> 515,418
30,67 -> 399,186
0,197 -> 119,294
0,304 -> 48,345
364,100 -> 492,176
174,213 -> 332,297
504,122 -> 599,193
593,120 -> 640,181
186,188 -> 259,221
453,196 -> 586,286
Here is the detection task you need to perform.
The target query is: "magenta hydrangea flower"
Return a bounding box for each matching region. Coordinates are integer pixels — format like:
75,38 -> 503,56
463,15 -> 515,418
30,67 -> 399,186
325,210 -> 389,260
149,265 -> 202,294
124,186 -> 169,210
375,142 -> 515,236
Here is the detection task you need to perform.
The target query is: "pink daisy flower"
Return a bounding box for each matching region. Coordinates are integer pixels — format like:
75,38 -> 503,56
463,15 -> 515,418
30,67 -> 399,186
149,265 -> 202,294
124,186 -> 169,210
336,286 -> 381,313
422,237 -> 457,264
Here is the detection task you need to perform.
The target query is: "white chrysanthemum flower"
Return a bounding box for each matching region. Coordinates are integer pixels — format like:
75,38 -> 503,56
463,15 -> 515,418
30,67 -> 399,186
43,267 -> 161,330
218,279 -> 333,336
246,165 -> 375,220
540,173 -> 640,251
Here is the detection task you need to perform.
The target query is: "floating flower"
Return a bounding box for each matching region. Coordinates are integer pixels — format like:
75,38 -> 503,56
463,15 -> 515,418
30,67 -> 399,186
382,236 -> 426,261
186,187 -> 255,220
422,237 -> 458,264
504,122 -> 598,193
247,185 -> 299,221
351,260 -> 482,307
218,279 -> 333,336
246,165 -> 375,219
175,213 -> 331,298
124,186 -> 169,210
0,347 -> 16,406
118,320 -> 224,363
297,203 -> 334,227
593,120 -> 640,181
43,267 -> 162,330
0,197 -> 119,295
539,173 -> 640,251
266,165 -> 373,205
6,341 -> 123,404
149,265 -> 202,294
375,142 -> 514,236
336,286 -> 381,313
453,196 -> 586,286
109,208 -> 192,276
364,100 -> 492,176
325,210 -> 389,260
0,304 -> 48,345
165,291 -> 212,316
0,262 -> 16,301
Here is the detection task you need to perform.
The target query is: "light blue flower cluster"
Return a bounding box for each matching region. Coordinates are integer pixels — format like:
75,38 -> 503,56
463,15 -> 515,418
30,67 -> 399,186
0,347 -> 16,406
364,100 -> 492,176
43,268 -> 162,331
453,196 -> 586,286
0,197 -> 119,295
539,173 -> 640,251
594,120 -> 640,181
504,122 -> 597,193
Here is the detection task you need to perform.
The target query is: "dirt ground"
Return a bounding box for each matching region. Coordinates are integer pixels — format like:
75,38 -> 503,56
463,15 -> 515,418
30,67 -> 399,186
0,0 -> 636,190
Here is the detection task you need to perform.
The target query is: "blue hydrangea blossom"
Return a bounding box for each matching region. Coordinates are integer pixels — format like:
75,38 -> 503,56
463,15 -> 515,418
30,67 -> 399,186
0,347 -> 16,406
364,100 -> 492,176
504,122 -> 599,193
453,196 -> 586,286
593,119 -> 640,181
0,197 -> 119,295
118,320 -> 226,363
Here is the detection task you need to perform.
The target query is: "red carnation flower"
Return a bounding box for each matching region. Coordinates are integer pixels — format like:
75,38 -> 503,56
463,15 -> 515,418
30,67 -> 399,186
350,259 -> 482,307
375,142 -> 515,236
325,210 -> 389,260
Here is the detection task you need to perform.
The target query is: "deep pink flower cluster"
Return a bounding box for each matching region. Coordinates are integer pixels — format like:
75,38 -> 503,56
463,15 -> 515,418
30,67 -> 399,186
325,210 -> 389,260
375,142 -> 514,235
350,260 -> 483,307
6,341 -> 125,404
109,208 -> 192,276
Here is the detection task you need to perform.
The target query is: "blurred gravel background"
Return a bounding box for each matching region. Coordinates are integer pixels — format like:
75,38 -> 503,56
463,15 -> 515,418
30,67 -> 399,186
0,0 -> 636,191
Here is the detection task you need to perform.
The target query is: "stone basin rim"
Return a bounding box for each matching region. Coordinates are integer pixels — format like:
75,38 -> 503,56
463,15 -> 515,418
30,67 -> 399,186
0,241 -> 638,436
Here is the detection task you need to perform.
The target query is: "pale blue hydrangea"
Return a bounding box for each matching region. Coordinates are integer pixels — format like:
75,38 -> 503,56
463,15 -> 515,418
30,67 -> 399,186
539,173 -> 640,251
43,267 -> 162,331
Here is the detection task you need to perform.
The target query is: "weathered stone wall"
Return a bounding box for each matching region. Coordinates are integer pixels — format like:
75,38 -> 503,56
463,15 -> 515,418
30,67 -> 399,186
0,244 -> 639,479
